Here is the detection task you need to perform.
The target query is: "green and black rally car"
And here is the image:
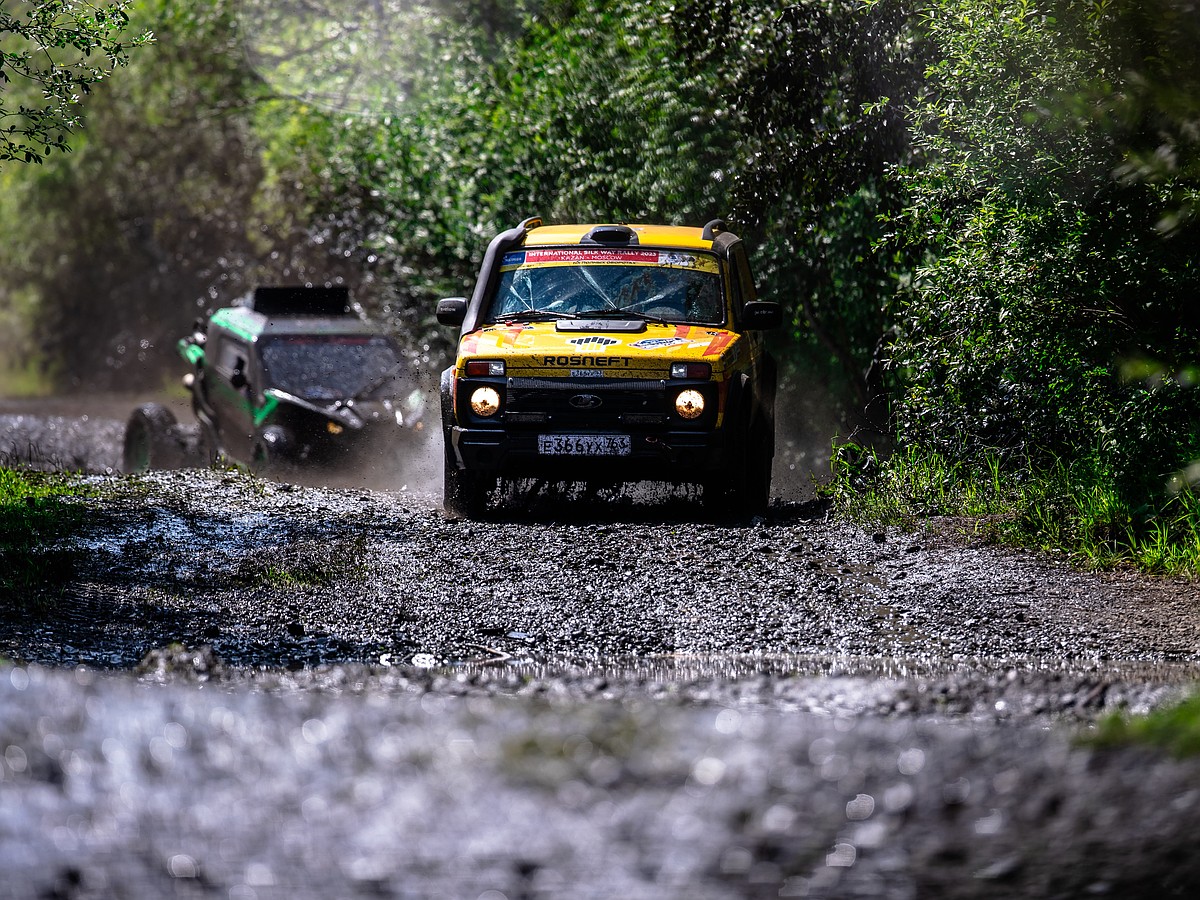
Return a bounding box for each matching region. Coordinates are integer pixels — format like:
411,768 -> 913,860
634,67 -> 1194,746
436,218 -> 781,517
123,286 -> 425,474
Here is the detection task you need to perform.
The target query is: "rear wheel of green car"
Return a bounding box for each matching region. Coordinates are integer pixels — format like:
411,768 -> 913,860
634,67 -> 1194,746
122,403 -> 185,473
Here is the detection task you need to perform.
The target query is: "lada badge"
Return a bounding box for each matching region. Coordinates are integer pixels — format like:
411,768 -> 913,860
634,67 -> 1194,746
569,394 -> 603,410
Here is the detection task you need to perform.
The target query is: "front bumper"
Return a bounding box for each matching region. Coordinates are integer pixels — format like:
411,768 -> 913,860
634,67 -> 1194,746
448,424 -> 733,482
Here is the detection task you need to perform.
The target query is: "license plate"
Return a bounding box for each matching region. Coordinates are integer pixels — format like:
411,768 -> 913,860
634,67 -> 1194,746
538,434 -> 631,456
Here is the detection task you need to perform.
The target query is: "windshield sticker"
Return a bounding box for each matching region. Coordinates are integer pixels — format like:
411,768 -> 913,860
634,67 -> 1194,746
631,337 -> 687,349
501,248 -> 717,273
568,336 -> 619,347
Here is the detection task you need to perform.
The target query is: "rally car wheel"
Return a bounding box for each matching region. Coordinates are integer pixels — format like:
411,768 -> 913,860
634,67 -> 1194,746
442,436 -> 490,519
705,402 -> 771,520
122,403 -> 185,473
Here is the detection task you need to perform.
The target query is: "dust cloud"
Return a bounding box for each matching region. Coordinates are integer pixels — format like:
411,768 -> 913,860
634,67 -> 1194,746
1,378 -> 847,506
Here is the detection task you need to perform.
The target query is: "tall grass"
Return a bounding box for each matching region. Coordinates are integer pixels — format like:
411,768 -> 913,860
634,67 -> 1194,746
0,467 -> 88,605
824,443 -> 1200,577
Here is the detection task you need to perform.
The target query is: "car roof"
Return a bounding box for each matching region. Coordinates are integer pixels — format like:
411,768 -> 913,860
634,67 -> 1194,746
522,223 -> 719,251
208,306 -> 392,343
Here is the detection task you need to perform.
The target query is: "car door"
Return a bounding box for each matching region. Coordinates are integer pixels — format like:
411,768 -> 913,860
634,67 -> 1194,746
211,334 -> 257,461
729,243 -> 776,437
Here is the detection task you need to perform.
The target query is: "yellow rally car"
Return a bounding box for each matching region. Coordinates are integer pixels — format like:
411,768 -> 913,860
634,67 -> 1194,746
436,218 -> 782,517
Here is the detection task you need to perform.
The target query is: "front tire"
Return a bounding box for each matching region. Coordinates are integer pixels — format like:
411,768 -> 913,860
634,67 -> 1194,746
442,433 -> 489,519
705,403 -> 772,520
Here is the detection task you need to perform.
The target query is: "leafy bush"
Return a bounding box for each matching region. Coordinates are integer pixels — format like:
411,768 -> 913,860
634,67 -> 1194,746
889,0 -> 1200,512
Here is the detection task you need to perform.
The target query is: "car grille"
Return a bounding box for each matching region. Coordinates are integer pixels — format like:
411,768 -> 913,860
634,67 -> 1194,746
505,377 -> 668,427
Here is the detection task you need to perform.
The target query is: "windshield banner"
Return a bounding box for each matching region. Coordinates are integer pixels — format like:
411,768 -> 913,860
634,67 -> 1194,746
501,249 -> 718,273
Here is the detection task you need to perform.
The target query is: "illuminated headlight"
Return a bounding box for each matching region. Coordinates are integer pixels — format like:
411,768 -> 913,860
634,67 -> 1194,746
470,386 -> 502,417
675,389 -> 705,420
326,421 -> 344,435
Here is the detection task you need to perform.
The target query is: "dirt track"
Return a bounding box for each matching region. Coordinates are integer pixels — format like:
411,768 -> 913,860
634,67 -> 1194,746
3,406 -> 1200,898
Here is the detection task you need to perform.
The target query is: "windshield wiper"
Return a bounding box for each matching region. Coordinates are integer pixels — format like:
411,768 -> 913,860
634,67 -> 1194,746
587,308 -> 672,325
491,310 -> 580,322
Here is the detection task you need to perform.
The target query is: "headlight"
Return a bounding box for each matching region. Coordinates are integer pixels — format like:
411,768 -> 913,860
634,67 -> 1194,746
470,386 -> 502,417
675,389 -> 705,420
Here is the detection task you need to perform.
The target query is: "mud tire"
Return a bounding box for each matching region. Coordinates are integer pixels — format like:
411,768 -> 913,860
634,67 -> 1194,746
442,435 -> 489,519
123,403 -> 185,473
705,407 -> 772,520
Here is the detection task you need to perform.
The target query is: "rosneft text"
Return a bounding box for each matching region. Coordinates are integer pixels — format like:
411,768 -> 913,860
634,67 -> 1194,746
541,356 -> 632,368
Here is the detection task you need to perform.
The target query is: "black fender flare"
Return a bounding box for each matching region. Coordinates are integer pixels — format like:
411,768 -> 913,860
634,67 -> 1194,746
724,373 -> 751,443
439,366 -> 462,469
439,366 -> 456,428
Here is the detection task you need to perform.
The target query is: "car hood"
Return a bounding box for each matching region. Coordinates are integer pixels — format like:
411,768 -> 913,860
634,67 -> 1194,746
455,321 -> 744,380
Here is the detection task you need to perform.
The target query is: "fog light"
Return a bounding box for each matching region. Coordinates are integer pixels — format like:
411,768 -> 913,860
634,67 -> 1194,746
670,362 -> 711,379
466,359 -> 505,377
470,386 -> 502,417
675,389 -> 705,419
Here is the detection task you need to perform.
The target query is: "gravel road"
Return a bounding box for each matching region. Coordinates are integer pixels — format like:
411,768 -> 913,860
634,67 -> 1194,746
3,406 -> 1200,898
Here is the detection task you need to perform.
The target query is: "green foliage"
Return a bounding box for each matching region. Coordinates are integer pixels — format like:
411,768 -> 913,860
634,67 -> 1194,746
674,0 -> 922,412
244,0 -> 762,371
0,0 -> 356,389
889,0 -> 1200,509
1,0 -> 916,408
0,467 -> 87,604
1093,694 -> 1200,757
0,0 -> 151,163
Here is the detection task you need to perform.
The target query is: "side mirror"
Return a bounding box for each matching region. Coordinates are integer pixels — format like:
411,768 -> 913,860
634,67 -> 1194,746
742,300 -> 783,331
437,297 -> 468,327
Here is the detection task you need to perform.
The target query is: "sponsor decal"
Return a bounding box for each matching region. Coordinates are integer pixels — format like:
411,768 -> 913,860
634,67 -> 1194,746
631,337 -> 687,349
526,248 -> 661,265
499,248 -> 719,273
703,332 -> 736,357
568,335 -> 620,347
497,324 -> 527,347
658,251 -> 698,268
542,355 -> 632,368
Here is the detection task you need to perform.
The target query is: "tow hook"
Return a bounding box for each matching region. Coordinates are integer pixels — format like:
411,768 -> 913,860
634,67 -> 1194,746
645,436 -> 675,454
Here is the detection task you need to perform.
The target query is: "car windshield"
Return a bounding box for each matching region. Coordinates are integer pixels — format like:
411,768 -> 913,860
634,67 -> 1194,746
484,248 -> 725,325
260,335 -> 403,401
